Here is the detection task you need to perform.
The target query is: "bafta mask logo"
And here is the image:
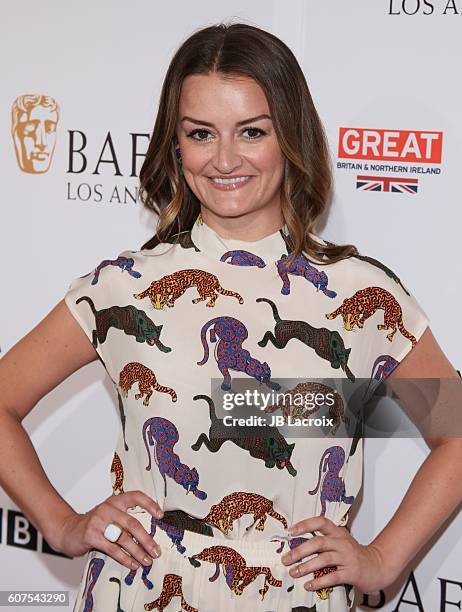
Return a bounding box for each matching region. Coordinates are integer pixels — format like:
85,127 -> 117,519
11,94 -> 60,174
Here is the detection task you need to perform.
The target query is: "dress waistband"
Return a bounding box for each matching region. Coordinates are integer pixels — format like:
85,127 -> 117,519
126,507 -> 300,566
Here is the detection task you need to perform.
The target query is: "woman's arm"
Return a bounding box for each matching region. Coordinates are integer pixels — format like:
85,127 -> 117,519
367,326 -> 462,581
281,326 -> 462,594
0,300 -> 99,548
1,300 -> 166,568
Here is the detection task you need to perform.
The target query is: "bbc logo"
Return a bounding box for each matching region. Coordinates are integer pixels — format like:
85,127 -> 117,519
0,508 -> 70,558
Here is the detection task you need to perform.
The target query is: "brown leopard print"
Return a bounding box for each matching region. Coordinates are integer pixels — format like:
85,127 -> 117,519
189,545 -> 282,600
264,381 -> 350,435
144,573 -> 197,611
133,269 -> 244,309
203,492 -> 288,535
118,362 -> 177,406
313,565 -> 337,600
110,452 -> 124,495
326,286 -> 417,347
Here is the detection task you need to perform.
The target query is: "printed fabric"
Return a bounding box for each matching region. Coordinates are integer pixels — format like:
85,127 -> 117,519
64,213 -> 430,611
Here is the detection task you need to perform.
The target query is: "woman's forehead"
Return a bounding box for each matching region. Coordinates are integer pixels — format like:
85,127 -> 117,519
179,74 -> 269,118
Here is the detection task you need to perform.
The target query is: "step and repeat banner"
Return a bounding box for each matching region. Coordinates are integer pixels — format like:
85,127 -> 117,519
1,1 -> 460,610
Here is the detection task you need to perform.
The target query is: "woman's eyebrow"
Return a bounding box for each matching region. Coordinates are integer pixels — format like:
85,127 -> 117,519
180,114 -> 272,127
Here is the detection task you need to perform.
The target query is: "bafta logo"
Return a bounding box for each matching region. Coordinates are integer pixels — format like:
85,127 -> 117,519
11,94 -> 60,174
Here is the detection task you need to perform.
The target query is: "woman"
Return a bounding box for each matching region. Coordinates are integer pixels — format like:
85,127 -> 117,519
1,21 -> 461,612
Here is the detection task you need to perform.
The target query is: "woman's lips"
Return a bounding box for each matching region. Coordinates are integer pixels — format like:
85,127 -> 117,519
207,176 -> 253,191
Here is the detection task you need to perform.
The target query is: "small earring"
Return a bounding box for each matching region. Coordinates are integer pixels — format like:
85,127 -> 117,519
175,147 -> 183,175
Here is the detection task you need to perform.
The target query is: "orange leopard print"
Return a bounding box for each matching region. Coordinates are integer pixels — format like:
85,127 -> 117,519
133,269 -> 244,309
264,381 -> 349,435
326,286 -> 417,347
144,573 -> 197,611
118,362 -> 177,406
189,545 -> 282,600
313,565 -> 337,600
110,452 -> 124,495
204,492 -> 288,535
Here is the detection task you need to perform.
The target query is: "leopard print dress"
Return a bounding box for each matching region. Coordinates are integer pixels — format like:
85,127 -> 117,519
65,213 -> 429,612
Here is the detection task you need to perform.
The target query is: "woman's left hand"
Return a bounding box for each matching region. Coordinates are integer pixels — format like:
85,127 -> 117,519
281,516 -> 397,594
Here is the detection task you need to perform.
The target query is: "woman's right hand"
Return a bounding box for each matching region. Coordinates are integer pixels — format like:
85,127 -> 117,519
52,491 -> 164,570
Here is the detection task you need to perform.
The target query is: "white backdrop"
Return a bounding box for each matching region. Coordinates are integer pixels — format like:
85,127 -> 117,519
1,1 -> 460,610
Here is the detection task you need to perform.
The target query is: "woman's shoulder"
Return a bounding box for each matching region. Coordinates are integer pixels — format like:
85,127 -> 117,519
310,234 -> 418,297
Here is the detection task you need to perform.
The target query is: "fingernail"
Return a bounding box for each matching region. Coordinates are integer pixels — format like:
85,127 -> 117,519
157,510 -> 164,518
131,561 -> 140,569
143,555 -> 152,565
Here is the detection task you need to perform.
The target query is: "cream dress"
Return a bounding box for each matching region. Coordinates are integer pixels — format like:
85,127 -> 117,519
65,213 -> 429,612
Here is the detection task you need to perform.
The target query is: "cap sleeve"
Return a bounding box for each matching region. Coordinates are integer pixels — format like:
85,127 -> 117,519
361,261 -> 430,381
63,251 -> 136,383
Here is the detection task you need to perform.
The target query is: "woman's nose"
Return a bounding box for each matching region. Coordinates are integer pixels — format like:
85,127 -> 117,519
213,140 -> 242,173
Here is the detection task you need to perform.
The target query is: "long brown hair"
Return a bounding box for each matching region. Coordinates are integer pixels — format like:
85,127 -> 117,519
139,20 -> 359,265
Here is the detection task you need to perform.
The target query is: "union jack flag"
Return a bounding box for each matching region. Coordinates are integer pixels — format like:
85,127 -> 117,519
356,175 -> 418,194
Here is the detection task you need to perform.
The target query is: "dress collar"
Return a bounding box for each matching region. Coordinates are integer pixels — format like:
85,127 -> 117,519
189,212 -> 292,266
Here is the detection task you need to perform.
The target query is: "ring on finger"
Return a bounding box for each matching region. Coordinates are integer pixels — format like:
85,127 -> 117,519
103,521 -> 123,543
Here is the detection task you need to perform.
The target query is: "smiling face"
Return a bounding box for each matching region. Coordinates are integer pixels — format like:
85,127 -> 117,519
175,71 -> 286,238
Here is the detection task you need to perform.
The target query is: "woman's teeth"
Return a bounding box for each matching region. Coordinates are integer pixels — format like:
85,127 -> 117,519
212,176 -> 251,184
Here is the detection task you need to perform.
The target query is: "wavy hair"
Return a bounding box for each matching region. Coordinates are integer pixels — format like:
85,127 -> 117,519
138,20 -> 359,265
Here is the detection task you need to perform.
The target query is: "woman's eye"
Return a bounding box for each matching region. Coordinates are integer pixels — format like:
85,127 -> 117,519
243,127 -> 265,139
188,129 -> 212,141
187,127 -> 266,142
